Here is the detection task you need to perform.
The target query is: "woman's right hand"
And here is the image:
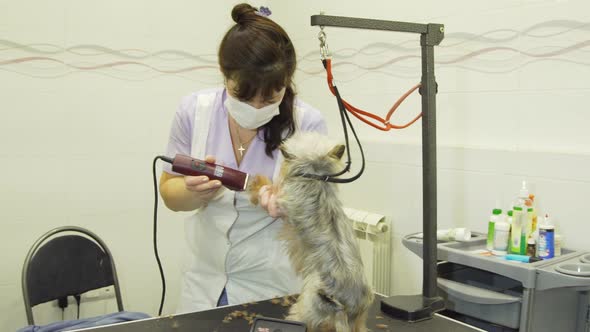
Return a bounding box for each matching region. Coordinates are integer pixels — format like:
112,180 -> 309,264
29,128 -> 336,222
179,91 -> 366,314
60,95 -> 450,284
184,155 -> 223,204
159,155 -> 224,211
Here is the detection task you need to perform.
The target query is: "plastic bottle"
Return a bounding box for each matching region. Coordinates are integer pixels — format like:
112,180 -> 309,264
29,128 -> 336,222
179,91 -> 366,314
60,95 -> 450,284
526,237 -> 536,257
525,204 -> 535,242
523,187 -> 535,247
510,181 -> 531,255
554,234 -> 563,256
508,210 -> 521,254
513,209 -> 525,255
529,194 -> 538,233
492,215 -> 510,255
487,208 -> 502,251
531,227 -> 539,257
414,228 -> 471,242
436,228 -> 471,242
538,214 -> 555,259
553,218 -> 562,256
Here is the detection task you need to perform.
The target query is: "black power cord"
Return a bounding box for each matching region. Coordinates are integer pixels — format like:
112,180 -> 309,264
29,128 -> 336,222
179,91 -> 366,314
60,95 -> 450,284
58,296 -> 67,320
299,60 -> 365,183
152,156 -> 173,316
74,294 -> 81,319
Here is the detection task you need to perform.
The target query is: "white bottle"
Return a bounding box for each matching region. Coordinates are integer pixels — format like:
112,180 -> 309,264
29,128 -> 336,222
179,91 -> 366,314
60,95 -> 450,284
493,215 -> 510,255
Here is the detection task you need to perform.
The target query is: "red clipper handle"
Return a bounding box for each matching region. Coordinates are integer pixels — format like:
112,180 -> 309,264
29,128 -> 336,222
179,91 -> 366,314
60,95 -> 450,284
171,154 -> 249,191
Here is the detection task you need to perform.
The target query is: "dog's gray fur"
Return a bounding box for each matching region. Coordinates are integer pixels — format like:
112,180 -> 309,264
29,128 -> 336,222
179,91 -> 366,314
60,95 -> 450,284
275,132 -> 374,332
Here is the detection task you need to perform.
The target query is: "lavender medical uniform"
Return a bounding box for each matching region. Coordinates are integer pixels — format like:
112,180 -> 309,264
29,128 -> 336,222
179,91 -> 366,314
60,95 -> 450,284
162,88 -> 327,313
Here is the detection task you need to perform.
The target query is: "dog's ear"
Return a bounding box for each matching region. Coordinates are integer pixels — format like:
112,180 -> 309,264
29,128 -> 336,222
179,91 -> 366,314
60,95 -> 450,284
328,144 -> 346,160
280,145 -> 295,160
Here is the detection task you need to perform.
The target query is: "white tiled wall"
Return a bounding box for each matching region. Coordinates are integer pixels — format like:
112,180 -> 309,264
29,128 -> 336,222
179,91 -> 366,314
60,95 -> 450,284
1,0 -> 589,330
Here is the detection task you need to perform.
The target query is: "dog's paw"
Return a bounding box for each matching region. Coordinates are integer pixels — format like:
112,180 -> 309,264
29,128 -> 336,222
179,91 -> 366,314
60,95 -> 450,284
248,174 -> 272,205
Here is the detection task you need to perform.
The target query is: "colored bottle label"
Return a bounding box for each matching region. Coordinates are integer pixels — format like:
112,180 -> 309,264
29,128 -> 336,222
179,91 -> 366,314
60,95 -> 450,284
510,207 -> 525,254
526,208 -> 534,240
538,228 -> 555,259
487,221 -> 495,250
520,234 -> 527,255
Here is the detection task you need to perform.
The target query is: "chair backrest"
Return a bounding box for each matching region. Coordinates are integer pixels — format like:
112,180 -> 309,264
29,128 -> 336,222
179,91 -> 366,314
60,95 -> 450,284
22,226 -> 124,325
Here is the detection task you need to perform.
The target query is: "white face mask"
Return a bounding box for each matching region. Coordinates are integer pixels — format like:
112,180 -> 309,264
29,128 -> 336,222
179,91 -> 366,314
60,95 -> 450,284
224,92 -> 282,129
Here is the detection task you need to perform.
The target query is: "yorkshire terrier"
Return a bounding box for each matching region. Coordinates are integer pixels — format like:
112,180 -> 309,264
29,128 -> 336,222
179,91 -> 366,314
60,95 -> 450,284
249,132 -> 374,332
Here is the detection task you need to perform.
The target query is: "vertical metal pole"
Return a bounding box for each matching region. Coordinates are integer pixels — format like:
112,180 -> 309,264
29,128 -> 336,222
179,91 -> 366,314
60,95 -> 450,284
310,15 -> 446,320
420,27 -> 439,299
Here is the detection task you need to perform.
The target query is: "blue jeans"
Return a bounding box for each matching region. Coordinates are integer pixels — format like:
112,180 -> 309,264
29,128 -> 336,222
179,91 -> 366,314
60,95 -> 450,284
216,288 -> 228,306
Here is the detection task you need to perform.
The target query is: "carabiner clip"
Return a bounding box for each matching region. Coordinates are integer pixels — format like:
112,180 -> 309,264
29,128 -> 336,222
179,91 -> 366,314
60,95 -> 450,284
318,27 -> 330,60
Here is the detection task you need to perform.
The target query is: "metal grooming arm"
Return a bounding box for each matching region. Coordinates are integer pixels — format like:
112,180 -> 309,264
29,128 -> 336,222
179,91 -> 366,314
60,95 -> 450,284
310,14 -> 445,322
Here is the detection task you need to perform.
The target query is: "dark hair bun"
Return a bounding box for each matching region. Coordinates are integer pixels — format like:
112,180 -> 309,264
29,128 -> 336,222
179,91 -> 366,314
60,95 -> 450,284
231,3 -> 257,24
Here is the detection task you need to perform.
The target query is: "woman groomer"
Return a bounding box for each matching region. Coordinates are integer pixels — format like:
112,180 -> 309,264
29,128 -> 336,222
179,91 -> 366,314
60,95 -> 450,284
159,3 -> 327,313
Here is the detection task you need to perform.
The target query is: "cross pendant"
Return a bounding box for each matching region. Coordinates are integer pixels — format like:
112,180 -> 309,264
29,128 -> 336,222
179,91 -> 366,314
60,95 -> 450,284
238,145 -> 246,157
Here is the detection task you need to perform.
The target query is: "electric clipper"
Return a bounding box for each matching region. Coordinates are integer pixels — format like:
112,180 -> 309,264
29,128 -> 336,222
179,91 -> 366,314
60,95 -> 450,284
163,154 -> 251,191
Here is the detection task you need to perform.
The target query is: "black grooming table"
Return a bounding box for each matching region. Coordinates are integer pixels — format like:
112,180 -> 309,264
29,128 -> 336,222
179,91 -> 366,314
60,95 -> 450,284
71,294 -> 482,332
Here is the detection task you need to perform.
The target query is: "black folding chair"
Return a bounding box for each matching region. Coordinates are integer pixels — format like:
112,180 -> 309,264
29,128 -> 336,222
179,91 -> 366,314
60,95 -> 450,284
21,226 -> 124,325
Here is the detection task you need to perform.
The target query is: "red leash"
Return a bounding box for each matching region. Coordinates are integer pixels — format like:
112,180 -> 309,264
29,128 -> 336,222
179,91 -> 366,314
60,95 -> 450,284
323,58 -> 422,131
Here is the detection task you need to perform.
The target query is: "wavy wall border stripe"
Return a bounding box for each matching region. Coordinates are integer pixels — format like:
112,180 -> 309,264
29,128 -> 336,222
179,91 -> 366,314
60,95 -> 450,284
1,20 -> 589,80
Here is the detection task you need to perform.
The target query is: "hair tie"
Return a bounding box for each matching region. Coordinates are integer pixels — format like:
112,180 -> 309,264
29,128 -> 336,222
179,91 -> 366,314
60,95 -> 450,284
256,6 -> 272,17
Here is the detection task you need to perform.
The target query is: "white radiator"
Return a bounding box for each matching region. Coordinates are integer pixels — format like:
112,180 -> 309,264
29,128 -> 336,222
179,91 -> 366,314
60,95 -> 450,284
344,207 -> 392,296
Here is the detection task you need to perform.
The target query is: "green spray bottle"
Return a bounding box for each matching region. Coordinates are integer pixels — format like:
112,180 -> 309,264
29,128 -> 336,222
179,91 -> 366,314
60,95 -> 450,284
510,181 -> 530,254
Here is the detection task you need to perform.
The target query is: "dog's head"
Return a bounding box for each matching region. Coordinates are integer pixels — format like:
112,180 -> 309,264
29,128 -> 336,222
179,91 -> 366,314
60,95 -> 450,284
278,132 -> 345,181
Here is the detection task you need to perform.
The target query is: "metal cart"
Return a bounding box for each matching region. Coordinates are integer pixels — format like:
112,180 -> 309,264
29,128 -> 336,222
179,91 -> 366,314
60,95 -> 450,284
404,231 -> 590,332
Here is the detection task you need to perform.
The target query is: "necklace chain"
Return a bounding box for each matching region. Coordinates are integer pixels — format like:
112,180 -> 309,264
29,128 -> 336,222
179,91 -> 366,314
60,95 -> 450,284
230,120 -> 256,158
